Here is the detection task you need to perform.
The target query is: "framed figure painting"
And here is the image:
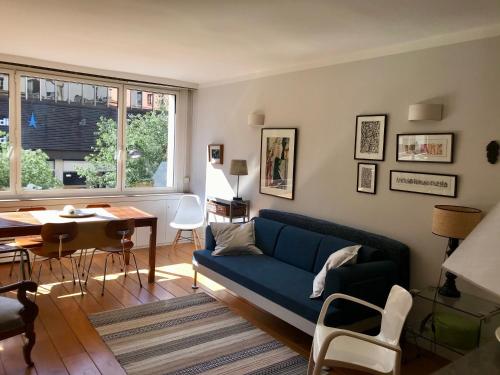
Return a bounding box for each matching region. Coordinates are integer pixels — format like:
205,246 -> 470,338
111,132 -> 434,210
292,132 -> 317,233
208,144 -> 223,164
260,128 -> 297,200
354,114 -> 387,161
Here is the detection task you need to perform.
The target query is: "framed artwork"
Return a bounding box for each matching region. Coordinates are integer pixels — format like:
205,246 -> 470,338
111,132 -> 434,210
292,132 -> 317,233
354,114 -> 387,161
260,128 -> 297,200
208,144 -> 224,164
357,163 -> 377,194
390,170 -> 457,197
397,133 -> 454,163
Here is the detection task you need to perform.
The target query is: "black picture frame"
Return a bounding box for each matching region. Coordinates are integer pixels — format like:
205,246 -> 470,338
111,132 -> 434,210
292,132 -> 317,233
390,170 -> 458,197
357,163 -> 377,194
259,128 -> 297,200
396,133 -> 454,163
354,114 -> 387,161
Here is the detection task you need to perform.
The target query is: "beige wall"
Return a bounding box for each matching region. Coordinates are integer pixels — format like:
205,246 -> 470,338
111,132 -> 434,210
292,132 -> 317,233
191,36 -> 500,296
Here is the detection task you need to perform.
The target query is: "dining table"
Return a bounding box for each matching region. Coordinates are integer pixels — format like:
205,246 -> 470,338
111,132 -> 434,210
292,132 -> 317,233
0,206 -> 158,283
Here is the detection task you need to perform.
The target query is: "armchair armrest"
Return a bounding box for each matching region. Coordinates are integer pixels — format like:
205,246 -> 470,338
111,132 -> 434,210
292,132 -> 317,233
0,281 -> 38,309
318,293 -> 383,325
318,328 -> 401,354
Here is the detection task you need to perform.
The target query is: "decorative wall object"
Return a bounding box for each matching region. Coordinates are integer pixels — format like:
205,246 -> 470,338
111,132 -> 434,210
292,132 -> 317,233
486,141 -> 499,164
390,170 -> 457,197
248,112 -> 265,127
397,133 -> 454,163
408,103 -> 443,121
260,128 -> 297,200
208,144 -> 224,164
357,163 -> 377,194
354,114 -> 387,161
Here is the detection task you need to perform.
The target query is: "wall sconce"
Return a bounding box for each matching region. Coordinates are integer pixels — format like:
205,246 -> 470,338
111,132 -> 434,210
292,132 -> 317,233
248,112 -> 265,127
408,103 -> 443,121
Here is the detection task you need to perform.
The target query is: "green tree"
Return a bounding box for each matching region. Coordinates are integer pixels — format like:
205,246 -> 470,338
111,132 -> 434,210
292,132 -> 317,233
0,130 -> 62,190
77,110 -> 168,188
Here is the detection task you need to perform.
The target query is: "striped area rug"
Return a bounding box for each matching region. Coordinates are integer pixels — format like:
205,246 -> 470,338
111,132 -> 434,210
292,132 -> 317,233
89,293 -> 309,374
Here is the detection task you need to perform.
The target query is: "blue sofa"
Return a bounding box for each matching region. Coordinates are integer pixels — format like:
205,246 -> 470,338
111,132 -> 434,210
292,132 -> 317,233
193,209 -> 409,335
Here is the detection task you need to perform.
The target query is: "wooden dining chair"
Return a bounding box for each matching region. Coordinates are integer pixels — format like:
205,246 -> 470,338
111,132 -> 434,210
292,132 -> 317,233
9,207 -> 46,278
85,219 -> 142,295
30,222 -> 83,296
77,203 -> 117,276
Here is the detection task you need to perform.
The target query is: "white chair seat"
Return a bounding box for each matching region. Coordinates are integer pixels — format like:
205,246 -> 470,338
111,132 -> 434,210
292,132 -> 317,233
313,325 -> 396,374
170,221 -> 204,230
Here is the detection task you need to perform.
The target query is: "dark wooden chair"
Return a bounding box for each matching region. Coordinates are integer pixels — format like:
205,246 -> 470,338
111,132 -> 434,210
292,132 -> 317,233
9,207 -> 47,278
0,281 -> 38,367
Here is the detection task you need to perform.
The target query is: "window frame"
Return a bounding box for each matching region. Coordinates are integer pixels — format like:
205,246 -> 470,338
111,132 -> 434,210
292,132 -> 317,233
0,64 -> 185,198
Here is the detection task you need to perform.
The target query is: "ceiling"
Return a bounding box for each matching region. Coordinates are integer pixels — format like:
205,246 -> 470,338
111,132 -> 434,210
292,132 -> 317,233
2,0 -> 500,86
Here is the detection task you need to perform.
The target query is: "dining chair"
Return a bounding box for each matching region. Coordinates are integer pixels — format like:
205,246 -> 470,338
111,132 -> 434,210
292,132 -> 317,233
77,203 -> 118,276
170,195 -> 204,250
85,219 -> 142,295
0,280 -> 38,367
9,206 -> 46,278
30,222 -> 83,296
308,285 -> 413,375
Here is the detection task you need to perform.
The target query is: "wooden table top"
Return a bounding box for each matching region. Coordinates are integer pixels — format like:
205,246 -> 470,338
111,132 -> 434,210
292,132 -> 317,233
0,206 -> 156,237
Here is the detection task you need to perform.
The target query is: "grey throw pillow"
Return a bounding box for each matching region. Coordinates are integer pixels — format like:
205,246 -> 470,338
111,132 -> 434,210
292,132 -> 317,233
310,245 -> 361,298
211,221 -> 263,256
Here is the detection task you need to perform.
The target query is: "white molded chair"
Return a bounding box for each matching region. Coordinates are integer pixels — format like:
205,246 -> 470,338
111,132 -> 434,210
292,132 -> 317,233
308,285 -> 412,375
170,195 -> 204,250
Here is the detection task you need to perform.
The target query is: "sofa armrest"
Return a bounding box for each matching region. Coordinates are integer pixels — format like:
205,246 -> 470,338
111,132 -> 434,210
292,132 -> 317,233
322,261 -> 398,325
205,225 -> 216,250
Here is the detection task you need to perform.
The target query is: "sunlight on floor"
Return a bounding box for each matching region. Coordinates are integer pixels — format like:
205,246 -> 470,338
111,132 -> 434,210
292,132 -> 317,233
156,262 -> 226,291
34,279 -> 79,295
57,292 -> 86,298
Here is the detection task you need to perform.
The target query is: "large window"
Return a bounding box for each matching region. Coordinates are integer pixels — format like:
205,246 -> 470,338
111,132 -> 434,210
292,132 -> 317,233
0,68 -> 180,196
125,89 -> 175,188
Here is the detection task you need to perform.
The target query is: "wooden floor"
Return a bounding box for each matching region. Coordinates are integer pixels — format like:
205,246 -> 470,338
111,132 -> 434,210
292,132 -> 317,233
0,243 -> 448,375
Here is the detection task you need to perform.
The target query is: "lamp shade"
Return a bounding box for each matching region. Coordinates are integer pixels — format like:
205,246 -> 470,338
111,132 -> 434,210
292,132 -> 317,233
230,160 -> 248,176
443,202 -> 500,297
432,205 -> 482,239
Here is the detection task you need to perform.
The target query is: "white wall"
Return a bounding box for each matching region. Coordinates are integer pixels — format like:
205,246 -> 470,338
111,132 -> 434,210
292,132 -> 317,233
191,36 -> 500,297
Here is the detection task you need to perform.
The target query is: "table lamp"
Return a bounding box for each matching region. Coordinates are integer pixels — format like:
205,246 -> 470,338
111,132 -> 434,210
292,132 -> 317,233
432,205 -> 482,298
442,202 -> 500,341
230,160 -> 248,201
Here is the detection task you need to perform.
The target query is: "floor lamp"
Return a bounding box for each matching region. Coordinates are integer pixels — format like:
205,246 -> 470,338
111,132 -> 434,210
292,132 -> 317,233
442,202 -> 500,341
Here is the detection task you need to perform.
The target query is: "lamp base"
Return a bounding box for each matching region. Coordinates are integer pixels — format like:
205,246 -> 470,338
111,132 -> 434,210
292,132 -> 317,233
438,271 -> 461,298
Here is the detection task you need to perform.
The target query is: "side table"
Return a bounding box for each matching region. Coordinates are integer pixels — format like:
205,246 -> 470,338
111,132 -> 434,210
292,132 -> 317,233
206,197 -> 250,223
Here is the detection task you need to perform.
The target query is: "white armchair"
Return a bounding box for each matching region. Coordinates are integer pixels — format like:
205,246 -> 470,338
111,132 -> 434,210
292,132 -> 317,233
308,285 -> 412,375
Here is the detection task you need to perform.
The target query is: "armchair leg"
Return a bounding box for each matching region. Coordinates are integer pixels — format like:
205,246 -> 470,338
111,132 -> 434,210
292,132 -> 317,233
307,348 -> 314,375
192,270 -> 199,289
23,323 -> 36,367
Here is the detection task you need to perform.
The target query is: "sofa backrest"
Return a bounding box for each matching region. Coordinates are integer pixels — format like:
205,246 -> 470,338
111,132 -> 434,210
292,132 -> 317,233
258,209 -> 410,288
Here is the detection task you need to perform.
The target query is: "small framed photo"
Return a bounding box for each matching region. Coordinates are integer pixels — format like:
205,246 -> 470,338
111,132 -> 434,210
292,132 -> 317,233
208,144 -> 224,164
390,170 -> 457,197
397,133 -> 454,163
354,114 -> 387,161
260,128 -> 297,200
357,163 -> 377,194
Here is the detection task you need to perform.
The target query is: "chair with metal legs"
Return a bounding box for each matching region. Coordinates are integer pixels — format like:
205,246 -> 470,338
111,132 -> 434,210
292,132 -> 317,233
9,207 -> 46,278
77,203 -> 119,277
29,222 -> 83,297
85,219 -> 142,296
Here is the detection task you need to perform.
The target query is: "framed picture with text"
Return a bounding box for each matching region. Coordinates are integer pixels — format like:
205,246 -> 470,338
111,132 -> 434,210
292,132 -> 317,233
357,163 -> 377,194
397,133 -> 454,163
260,128 -> 297,200
390,170 -> 457,197
354,114 -> 387,161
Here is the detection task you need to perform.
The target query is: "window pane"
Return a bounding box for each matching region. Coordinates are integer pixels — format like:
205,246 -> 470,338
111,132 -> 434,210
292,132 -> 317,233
125,89 -> 175,188
0,74 -> 9,190
20,75 -> 118,190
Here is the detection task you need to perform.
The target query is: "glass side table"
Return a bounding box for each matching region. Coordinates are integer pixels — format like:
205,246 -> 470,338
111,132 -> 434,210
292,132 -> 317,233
406,287 -> 500,356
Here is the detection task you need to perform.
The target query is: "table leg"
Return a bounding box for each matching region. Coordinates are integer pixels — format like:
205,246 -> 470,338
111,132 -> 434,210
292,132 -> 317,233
148,219 -> 157,283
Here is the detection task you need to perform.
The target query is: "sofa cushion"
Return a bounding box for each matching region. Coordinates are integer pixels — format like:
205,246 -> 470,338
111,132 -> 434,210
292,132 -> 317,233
357,245 -> 384,264
253,217 -> 286,256
193,249 -> 340,323
273,226 -> 324,271
314,236 -> 358,274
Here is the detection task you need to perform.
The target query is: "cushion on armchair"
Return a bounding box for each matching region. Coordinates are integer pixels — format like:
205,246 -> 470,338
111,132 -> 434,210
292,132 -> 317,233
0,296 -> 24,332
